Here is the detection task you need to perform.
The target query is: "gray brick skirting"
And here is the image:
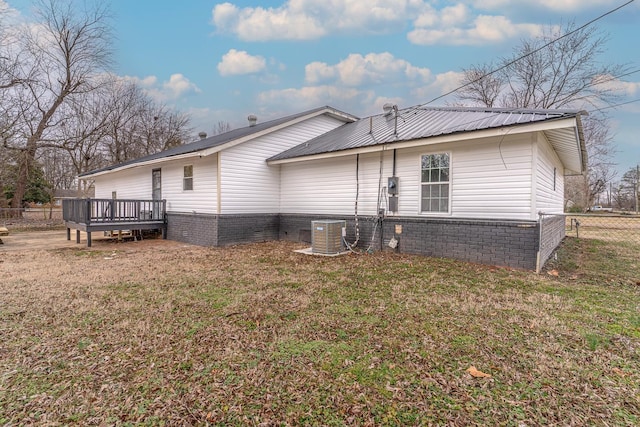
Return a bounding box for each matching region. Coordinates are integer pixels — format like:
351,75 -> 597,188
166,212 -> 218,246
217,214 -> 280,246
538,215 -> 565,271
379,217 -> 539,270
166,212 -> 553,270
280,214 -> 539,270
166,212 -> 279,247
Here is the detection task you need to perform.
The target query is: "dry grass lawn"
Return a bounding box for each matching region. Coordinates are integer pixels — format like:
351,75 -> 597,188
0,235 -> 639,425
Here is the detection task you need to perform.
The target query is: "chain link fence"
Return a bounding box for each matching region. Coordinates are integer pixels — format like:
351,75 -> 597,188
536,212 -> 640,282
538,212 -> 640,272
563,213 -> 640,243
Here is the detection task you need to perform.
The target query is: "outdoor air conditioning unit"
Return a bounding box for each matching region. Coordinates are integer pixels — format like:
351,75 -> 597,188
311,220 -> 346,255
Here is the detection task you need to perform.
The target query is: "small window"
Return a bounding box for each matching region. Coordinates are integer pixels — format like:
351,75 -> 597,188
183,165 -> 193,191
421,153 -> 450,213
553,167 -> 557,191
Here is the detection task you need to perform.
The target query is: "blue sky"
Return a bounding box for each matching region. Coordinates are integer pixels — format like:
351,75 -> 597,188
7,0 -> 640,178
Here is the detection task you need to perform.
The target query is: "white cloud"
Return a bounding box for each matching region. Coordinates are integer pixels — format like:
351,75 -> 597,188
468,0 -> 640,13
138,76 -> 158,87
212,1 -> 325,41
163,74 -> 201,98
0,1 -> 21,24
467,0 -> 625,12
592,74 -> 640,97
257,85 -> 374,111
256,68 -> 463,117
218,49 -> 267,76
440,4 -> 469,26
305,53 -> 431,87
412,71 -> 466,102
525,0 -> 623,12
211,0 -> 424,41
211,0 -> 556,46
121,74 -> 200,101
305,62 -> 336,85
408,14 -> 541,45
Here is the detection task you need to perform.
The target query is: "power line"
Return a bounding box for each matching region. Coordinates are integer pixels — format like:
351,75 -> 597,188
590,98 -> 640,113
413,0 -> 636,109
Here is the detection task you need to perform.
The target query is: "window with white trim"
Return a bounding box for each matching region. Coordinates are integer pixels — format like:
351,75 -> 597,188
183,165 -> 193,191
421,153 -> 450,213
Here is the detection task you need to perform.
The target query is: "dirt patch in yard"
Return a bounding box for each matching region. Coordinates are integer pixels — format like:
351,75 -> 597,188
0,229 -> 172,252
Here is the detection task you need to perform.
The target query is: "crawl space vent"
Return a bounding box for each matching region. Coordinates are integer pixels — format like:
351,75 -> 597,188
311,220 -> 345,255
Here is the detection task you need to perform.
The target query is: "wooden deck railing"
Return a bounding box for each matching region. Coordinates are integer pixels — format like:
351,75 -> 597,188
63,198 -> 166,225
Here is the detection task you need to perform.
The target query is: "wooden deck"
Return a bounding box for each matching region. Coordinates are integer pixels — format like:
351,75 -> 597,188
63,199 -> 167,247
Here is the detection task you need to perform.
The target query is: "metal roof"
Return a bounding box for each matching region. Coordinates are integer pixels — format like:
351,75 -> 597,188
268,106 -> 586,174
79,106 -> 357,178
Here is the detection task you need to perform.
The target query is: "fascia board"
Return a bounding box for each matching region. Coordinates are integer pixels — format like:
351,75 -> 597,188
78,151 -> 204,179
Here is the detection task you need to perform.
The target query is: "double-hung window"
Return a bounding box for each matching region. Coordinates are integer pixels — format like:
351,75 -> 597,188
421,153 -> 450,213
183,165 -> 193,191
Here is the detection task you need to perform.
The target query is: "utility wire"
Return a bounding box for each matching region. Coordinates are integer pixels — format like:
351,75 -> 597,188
589,98 -> 640,113
412,0 -> 636,109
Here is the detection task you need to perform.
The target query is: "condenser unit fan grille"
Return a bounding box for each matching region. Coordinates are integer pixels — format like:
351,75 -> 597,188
311,220 -> 345,254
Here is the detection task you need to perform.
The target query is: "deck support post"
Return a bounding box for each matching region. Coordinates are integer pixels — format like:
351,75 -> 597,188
76,229 -> 80,244
87,232 -> 92,248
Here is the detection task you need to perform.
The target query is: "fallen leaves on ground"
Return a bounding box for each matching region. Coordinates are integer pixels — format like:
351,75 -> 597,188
466,366 -> 492,378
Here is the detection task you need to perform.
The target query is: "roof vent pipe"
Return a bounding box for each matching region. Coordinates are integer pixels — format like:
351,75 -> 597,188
248,114 -> 257,127
198,131 -> 207,140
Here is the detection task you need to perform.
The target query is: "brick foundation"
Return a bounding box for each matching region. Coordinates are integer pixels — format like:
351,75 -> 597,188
166,212 -> 551,270
280,214 -> 539,270
537,215 -> 565,271
166,212 -> 218,246
217,214 -> 280,246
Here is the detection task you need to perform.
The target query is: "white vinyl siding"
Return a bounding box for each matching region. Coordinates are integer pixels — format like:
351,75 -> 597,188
93,168 -> 150,200
93,155 -> 218,214
161,156 -> 217,213
280,133 -> 537,220
280,151 -> 394,215
449,135 -> 534,219
221,115 -> 346,214
535,132 -> 565,214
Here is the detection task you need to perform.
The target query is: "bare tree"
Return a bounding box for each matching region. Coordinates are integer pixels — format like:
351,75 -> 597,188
457,62 -> 504,108
0,2 -> 193,207
618,166 -> 639,212
456,22 -> 630,211
4,0 -> 112,210
98,77 -> 191,164
458,22 -> 628,110
135,103 -> 191,155
51,86 -> 112,181
564,115 -> 617,209
212,120 -> 231,136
